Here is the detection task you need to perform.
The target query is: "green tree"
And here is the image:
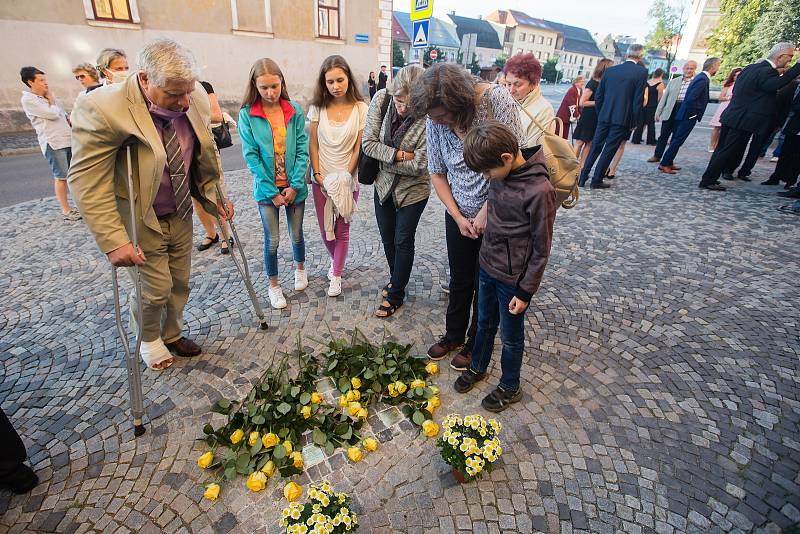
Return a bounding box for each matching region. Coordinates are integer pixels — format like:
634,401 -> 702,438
392,41 -> 406,69
645,0 -> 688,71
542,59 -> 558,83
493,54 -> 508,69
424,46 -> 445,67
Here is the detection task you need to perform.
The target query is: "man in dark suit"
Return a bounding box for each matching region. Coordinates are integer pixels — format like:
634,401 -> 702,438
771,83 -> 800,193
377,65 -> 388,91
579,44 -> 648,189
659,57 -> 721,173
699,42 -> 800,191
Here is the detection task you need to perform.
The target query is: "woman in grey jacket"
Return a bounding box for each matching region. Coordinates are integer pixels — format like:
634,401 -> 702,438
362,65 -> 430,317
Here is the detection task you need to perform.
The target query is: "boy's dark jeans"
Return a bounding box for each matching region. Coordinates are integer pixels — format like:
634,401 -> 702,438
444,212 -> 480,350
469,267 -> 527,391
373,192 -> 428,305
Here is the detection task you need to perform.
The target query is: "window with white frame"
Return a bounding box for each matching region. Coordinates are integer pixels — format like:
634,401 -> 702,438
538,35 -> 543,44
317,0 -> 341,39
519,32 -> 526,41
230,0 -> 273,35
83,0 -> 140,24
547,37 -> 553,45
528,34 -> 535,43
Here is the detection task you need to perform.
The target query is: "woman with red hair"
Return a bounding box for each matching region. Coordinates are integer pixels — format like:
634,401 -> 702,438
504,53 -> 555,147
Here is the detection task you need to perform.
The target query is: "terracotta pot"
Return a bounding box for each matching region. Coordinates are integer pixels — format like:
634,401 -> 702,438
452,468 -> 467,484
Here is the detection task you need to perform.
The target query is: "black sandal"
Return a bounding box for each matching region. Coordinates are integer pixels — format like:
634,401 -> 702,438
220,239 -> 230,255
481,386 -> 522,413
374,299 -> 402,318
381,283 -> 393,298
197,234 -> 219,251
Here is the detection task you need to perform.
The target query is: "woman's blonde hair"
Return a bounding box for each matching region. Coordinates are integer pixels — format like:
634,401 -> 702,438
96,48 -> 127,79
241,58 -> 290,108
72,63 -> 99,82
388,65 -> 423,97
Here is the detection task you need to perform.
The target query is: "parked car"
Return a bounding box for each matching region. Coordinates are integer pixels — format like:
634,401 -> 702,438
709,85 -> 722,103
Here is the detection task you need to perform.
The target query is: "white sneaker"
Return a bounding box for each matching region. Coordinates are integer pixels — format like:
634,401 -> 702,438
294,269 -> 308,291
268,286 -> 287,309
327,265 -> 334,281
328,276 -> 342,297
770,156 -> 779,162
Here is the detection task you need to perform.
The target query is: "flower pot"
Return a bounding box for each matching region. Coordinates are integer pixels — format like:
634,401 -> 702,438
452,468 -> 467,484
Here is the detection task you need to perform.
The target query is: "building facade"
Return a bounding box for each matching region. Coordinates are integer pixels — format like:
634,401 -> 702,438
0,0 -> 390,131
447,14 -> 503,68
486,10 -> 559,63
676,0 -> 721,63
544,20 -> 606,80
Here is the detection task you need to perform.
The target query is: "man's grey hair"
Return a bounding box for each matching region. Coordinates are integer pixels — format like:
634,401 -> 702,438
389,64 -> 424,97
96,48 -> 127,78
703,57 -> 721,71
626,44 -> 646,59
767,42 -> 796,60
136,38 -> 200,87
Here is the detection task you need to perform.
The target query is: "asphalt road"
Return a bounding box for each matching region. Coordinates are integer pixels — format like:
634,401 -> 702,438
0,85 -> 571,209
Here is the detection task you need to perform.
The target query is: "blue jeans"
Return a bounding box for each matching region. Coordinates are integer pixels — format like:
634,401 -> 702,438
257,200 -> 305,278
44,145 -> 71,179
469,268 -> 527,391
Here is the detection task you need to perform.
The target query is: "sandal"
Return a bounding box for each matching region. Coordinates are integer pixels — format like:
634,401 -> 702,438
481,386 -> 522,413
374,299 -> 402,318
381,283 -> 393,298
197,234 -> 219,251
220,239 -> 230,255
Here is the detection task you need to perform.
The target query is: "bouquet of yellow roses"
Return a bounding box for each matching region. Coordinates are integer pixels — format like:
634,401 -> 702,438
279,481 -> 358,533
436,413 -> 502,482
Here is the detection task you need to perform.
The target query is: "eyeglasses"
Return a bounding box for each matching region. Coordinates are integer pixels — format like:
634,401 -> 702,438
74,74 -> 87,80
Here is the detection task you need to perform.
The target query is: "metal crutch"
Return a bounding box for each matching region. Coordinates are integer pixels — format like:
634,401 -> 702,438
212,182 -> 269,330
110,142 -> 147,437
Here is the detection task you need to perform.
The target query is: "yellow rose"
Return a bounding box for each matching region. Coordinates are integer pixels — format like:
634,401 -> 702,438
387,383 -> 397,397
430,386 -> 440,395
422,420 -> 439,438
291,451 -> 304,469
229,429 -> 244,445
395,382 -> 407,394
363,438 -> 378,452
350,389 -> 361,401
338,395 -> 348,407
284,481 -> 302,502
351,377 -> 362,390
411,379 -> 426,389
203,483 -> 220,501
246,471 -> 267,492
248,431 -> 260,447
261,460 -> 276,477
310,392 -> 323,404
348,402 -> 362,417
301,405 -> 312,419
283,440 -> 293,454
357,408 -> 369,421
425,400 -> 438,413
347,446 -> 363,463
426,362 -> 439,375
262,432 -> 279,449
197,451 -> 214,469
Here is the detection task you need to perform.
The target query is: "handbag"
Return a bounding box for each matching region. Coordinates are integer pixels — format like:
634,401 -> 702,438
357,93 -> 392,185
517,104 -> 580,209
211,120 -> 233,149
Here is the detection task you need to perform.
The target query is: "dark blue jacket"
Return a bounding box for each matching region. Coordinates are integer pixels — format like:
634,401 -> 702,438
675,71 -> 710,122
721,60 -> 800,134
594,60 -> 648,128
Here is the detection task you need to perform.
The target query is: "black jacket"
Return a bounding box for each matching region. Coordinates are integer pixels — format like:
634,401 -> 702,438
479,148 -> 556,302
782,83 -> 800,136
676,72 -> 710,122
594,60 -> 648,128
721,60 -> 800,134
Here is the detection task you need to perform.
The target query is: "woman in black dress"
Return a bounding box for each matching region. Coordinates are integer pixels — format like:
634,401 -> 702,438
573,58 -> 613,170
368,71 -> 377,99
632,68 -> 664,145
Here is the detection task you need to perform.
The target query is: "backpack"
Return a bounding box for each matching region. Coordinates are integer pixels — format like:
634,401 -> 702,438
518,105 -> 580,209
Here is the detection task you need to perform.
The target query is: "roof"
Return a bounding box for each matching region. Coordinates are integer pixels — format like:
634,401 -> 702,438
507,9 -> 555,32
543,20 -> 605,57
392,15 -> 410,42
447,14 -> 503,50
393,12 -> 461,49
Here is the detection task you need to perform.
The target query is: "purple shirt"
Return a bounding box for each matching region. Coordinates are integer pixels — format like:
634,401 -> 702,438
147,101 -> 196,217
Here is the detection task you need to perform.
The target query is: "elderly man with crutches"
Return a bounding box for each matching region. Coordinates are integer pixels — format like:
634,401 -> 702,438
69,38 -> 234,377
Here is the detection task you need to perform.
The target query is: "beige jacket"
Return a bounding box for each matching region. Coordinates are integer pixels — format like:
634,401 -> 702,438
655,75 -> 687,120
519,87 -> 556,148
68,75 -> 222,254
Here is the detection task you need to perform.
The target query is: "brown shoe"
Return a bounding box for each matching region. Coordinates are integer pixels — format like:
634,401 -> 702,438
450,347 -> 472,371
165,337 -> 202,357
647,156 -> 660,163
427,336 -> 462,361
671,165 -> 682,171
659,165 -> 677,174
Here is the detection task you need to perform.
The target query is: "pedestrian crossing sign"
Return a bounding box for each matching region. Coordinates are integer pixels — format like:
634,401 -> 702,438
412,19 -> 429,49
410,0 -> 433,21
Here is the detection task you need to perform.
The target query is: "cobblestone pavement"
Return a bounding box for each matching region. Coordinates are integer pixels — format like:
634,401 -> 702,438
1,126 -> 799,534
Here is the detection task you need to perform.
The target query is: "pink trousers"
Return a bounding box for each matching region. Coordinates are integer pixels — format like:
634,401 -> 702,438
311,183 -> 359,277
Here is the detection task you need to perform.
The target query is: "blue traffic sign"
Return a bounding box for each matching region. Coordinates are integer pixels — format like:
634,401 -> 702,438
412,19 -> 429,49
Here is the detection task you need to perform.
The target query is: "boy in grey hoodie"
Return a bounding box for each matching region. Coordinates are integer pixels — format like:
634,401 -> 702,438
454,121 -> 556,412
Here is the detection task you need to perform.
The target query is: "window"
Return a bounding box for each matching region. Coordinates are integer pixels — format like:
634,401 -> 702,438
231,0 -> 273,35
588,58 -> 593,66
91,0 -> 132,21
528,34 -> 535,43
519,32 -> 526,41
317,0 -> 340,39
538,35 -> 543,44
537,51 -> 541,59
547,37 -> 553,45
545,52 -> 549,60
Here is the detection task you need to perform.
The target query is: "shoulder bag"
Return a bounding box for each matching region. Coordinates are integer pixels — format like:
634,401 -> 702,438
357,94 -> 392,185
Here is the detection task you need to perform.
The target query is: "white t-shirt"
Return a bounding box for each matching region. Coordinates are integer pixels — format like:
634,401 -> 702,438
307,101 -> 368,179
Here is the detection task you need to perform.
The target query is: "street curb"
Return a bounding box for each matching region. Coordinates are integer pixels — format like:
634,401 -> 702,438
0,147 -> 40,157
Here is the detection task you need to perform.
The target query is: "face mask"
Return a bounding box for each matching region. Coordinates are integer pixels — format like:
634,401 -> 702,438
108,70 -> 129,84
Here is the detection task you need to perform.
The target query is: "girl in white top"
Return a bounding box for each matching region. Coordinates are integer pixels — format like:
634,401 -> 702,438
308,55 -> 368,297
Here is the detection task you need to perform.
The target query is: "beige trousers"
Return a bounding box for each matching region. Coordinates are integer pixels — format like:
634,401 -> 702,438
129,213 -> 193,344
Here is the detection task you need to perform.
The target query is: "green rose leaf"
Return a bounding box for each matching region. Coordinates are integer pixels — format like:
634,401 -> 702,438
414,387 -> 424,397
251,439 -> 263,455
423,388 -> 433,399
338,377 -> 351,393
218,398 -> 231,409
363,369 -> 375,380
273,443 -> 286,460
327,359 -> 339,372
334,422 -> 350,436
300,392 -> 312,405
224,466 -> 236,480
313,428 -> 327,446
277,402 -> 292,415
251,415 -> 266,425
278,427 -> 289,438
290,386 -> 301,398
324,442 -> 335,455
412,410 -> 426,426
341,426 -> 353,440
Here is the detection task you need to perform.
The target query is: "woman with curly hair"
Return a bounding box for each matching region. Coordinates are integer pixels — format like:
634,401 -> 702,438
504,53 -> 555,147
409,63 -> 523,373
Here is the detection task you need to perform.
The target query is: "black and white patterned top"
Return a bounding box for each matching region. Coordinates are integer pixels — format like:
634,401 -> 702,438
426,84 -> 524,218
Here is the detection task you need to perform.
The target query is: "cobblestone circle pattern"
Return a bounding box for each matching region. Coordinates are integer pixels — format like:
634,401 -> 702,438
1,133 -> 799,534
